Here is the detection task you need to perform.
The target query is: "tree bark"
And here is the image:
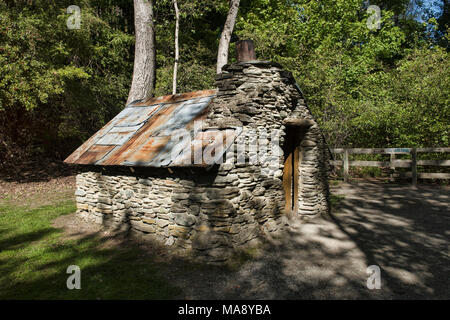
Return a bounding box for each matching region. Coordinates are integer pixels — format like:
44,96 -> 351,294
216,0 -> 240,74
127,0 -> 156,105
172,0 -> 180,95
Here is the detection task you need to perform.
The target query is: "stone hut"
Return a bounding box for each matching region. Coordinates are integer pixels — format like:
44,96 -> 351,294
64,42 -> 330,263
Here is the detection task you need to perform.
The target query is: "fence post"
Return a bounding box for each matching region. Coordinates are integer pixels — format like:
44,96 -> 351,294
390,152 -> 396,182
411,148 -> 417,187
343,148 -> 349,182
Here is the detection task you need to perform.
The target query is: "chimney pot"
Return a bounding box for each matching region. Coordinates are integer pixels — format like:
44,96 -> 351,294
236,40 -> 256,63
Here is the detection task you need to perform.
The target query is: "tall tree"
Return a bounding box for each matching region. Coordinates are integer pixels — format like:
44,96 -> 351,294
127,0 -> 156,105
216,0 -> 240,74
172,0 -> 180,94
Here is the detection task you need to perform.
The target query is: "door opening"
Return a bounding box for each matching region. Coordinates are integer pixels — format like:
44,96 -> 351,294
282,127 -> 305,214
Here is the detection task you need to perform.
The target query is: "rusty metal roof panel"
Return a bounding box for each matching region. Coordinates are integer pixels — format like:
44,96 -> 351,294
64,89 -> 241,167
96,124 -> 144,146
171,128 -> 241,166
129,89 -> 217,107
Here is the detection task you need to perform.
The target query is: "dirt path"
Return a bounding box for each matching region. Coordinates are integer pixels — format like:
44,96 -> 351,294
0,175 -> 75,208
167,182 -> 449,299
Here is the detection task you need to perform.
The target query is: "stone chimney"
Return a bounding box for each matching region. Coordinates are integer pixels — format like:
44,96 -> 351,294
204,40 -> 330,221
236,40 -> 256,63
207,40 -> 304,130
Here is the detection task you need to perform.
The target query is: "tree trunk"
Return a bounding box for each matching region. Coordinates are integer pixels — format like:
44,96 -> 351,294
127,0 -> 156,105
216,0 -> 240,74
172,0 -> 180,95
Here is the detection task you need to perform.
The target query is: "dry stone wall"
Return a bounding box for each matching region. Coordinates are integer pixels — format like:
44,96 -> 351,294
209,61 -> 330,219
74,61 -> 330,263
75,165 -> 285,263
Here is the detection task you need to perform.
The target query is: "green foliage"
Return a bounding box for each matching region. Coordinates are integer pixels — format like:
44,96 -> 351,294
236,0 -> 449,148
153,0 -> 226,96
0,0 -> 448,165
0,0 -> 134,159
355,46 -> 450,147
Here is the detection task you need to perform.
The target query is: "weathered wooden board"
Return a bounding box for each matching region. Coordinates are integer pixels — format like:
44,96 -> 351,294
331,148 -> 411,154
417,148 -> 450,153
417,160 -> 450,166
329,147 -> 450,183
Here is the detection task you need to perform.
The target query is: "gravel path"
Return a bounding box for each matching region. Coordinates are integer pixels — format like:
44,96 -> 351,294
169,182 -> 449,299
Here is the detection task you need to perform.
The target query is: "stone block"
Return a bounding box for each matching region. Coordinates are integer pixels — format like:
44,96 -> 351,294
174,213 -> 197,227
168,225 -> 190,239
75,189 -> 86,197
130,220 -> 155,233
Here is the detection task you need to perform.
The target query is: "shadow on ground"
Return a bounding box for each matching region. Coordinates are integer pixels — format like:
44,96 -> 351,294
166,182 -> 449,299
1,182 -> 448,299
328,182 -> 449,299
0,204 -> 181,299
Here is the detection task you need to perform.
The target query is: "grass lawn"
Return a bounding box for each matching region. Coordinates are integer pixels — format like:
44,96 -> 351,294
0,200 -> 181,299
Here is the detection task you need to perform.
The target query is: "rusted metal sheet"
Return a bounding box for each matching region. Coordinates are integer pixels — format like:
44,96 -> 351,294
114,106 -> 160,127
96,125 -> 144,146
64,89 -> 240,167
123,136 -> 171,166
130,89 -> 217,107
75,145 -> 116,165
170,128 -> 240,166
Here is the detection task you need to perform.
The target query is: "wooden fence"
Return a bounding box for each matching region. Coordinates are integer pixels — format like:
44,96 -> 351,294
330,148 -> 450,185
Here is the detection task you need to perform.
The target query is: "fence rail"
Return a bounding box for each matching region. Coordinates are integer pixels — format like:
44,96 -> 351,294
330,147 -> 450,185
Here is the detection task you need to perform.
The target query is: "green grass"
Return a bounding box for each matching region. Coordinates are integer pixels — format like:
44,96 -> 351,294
329,180 -> 341,186
329,194 -> 345,212
0,201 -> 180,299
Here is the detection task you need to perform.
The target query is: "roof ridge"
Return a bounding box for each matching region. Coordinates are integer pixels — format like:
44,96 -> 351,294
129,89 -> 218,107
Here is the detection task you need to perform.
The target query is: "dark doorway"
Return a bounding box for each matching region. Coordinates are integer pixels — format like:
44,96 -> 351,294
282,126 -> 306,214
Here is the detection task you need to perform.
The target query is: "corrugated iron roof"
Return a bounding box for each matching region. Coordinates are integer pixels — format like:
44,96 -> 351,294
64,89 -> 240,167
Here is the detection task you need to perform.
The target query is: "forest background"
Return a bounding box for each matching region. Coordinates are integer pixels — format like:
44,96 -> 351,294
0,0 -> 448,172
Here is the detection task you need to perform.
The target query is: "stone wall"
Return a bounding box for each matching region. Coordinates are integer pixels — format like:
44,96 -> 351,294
208,61 -> 330,219
75,165 -> 285,263
74,61 -> 330,263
